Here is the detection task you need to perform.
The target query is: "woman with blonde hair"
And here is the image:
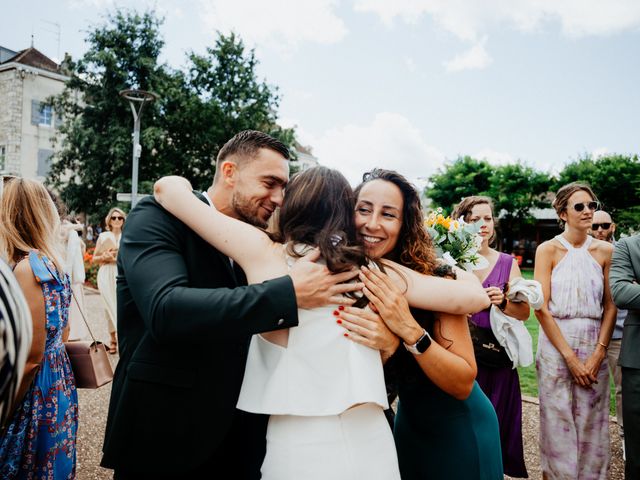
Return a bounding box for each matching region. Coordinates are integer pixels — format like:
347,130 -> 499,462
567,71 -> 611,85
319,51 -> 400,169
534,182 -> 616,479
0,177 -> 78,478
92,207 -> 126,353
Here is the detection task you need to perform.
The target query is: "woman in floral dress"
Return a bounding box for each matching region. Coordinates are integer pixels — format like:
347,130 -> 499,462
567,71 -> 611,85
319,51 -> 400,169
534,182 -> 616,479
0,178 -> 78,479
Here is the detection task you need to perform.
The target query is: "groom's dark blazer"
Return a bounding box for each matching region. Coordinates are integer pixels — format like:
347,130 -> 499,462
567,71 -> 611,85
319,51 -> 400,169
101,194 -> 298,476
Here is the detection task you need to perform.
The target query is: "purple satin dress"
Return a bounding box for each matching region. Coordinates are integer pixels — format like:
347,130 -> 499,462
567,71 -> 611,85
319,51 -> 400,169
471,252 -> 528,478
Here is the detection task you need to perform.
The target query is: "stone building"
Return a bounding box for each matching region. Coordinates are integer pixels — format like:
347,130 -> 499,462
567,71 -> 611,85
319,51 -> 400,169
0,46 -> 69,179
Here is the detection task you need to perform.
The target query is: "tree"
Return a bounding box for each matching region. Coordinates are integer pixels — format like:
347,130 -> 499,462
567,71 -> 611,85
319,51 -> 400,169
488,163 -> 552,231
555,154 -> 640,232
426,158 -> 553,252
425,156 -> 494,212
50,10 -> 166,219
49,10 -> 295,220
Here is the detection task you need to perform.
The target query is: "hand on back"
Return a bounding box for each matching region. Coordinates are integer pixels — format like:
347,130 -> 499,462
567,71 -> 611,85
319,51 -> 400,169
289,248 -> 363,309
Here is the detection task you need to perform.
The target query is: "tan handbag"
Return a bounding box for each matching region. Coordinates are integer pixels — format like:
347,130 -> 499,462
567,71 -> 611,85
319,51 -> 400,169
64,291 -> 114,388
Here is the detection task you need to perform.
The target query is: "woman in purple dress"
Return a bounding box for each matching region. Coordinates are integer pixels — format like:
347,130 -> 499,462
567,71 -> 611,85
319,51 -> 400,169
453,196 -> 531,478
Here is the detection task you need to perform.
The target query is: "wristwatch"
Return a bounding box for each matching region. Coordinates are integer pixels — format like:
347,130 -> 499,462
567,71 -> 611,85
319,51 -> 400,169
403,329 -> 433,355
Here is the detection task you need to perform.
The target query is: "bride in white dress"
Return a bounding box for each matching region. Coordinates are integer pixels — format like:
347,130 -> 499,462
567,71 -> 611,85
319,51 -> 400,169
154,166 -> 489,479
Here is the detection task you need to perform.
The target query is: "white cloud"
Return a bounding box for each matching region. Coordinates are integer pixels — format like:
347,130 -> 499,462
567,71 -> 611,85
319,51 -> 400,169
309,112 -> 445,185
444,38 -> 492,72
473,149 -> 515,165
198,0 -> 347,52
353,0 -> 640,40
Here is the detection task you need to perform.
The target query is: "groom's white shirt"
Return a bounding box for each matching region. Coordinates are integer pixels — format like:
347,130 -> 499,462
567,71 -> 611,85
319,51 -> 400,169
201,191 -> 234,267
201,191 -> 213,207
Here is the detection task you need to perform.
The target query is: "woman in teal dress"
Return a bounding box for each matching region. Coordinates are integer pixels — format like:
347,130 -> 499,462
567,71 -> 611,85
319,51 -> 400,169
0,178 -> 78,479
340,169 -> 502,479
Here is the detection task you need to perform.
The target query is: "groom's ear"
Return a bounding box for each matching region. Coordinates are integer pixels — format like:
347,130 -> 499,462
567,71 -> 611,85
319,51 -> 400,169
220,160 -> 238,187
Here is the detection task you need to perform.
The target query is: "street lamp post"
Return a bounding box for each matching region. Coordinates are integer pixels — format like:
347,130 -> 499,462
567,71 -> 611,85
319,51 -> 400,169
119,89 -> 159,208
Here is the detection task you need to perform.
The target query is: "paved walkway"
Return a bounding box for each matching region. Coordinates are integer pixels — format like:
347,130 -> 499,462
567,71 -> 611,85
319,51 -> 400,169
76,289 -> 626,479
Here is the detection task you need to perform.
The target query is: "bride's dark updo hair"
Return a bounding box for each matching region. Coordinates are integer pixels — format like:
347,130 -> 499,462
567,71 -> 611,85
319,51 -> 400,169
275,166 -> 367,273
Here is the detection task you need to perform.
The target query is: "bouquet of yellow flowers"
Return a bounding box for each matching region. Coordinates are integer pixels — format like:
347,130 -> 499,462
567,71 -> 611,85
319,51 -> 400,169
424,209 -> 489,271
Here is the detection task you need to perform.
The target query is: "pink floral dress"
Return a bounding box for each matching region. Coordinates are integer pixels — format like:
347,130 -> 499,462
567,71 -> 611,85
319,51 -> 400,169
536,235 -> 610,479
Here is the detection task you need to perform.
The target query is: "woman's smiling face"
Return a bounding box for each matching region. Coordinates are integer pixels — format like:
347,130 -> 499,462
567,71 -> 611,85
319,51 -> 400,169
354,179 -> 403,259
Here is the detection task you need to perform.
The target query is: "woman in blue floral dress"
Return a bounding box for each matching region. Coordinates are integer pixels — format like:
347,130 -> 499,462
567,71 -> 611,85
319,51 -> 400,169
0,178 -> 78,479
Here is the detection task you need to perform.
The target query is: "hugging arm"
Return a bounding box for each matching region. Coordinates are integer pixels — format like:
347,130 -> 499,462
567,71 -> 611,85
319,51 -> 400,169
154,176 -> 277,277
121,199 -> 298,344
356,267 -> 476,399
413,313 -> 477,400
376,262 -> 490,314
337,306 -> 400,363
153,176 -> 362,307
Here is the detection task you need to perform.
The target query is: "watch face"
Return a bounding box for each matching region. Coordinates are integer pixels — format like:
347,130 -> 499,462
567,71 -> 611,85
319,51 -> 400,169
416,332 -> 432,353
405,330 -> 433,354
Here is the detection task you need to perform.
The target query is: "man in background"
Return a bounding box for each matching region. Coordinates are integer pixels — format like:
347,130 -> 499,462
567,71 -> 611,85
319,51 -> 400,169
609,228 -> 640,478
591,210 -> 626,455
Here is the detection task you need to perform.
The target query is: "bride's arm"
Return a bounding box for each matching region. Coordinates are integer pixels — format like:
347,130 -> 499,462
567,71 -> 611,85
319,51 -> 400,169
367,262 -> 490,314
154,176 -> 276,273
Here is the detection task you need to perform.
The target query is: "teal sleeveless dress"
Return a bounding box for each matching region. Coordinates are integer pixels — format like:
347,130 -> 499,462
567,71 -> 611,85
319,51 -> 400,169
390,309 -> 503,479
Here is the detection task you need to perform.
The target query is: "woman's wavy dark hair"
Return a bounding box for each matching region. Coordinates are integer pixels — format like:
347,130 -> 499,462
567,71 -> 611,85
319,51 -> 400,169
274,166 -> 367,273
354,169 -> 436,275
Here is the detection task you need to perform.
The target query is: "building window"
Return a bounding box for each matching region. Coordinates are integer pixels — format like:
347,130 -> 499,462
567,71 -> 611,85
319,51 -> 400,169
31,100 -> 55,127
0,146 -> 5,171
40,105 -> 53,126
37,149 -> 54,177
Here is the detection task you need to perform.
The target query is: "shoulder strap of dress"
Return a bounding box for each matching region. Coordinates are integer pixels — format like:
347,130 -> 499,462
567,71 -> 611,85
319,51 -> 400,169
582,235 -> 593,249
554,234 -> 572,250
498,252 -> 513,280
28,251 -> 55,284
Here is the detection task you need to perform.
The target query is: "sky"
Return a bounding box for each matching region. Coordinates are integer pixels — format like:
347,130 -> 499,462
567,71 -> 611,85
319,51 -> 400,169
2,0 -> 640,186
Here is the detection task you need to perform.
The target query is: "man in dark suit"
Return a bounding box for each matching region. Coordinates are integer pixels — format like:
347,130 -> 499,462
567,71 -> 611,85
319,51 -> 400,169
610,234 -> 640,478
101,131 -> 359,479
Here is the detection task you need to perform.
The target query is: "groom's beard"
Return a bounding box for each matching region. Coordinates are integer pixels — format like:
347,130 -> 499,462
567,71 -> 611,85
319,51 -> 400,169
232,190 -> 270,229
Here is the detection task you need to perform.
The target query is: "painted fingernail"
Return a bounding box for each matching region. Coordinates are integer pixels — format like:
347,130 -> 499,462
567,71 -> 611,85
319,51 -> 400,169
336,319 -> 342,324
333,310 -> 339,316
344,332 -> 349,337
338,306 -> 345,311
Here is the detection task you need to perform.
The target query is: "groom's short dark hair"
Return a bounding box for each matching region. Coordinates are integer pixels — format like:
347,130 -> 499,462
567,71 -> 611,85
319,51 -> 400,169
214,130 -> 290,181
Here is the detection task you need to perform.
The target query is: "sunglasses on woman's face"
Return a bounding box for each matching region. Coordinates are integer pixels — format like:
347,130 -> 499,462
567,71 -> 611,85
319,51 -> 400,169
571,201 -> 599,212
592,223 -> 612,230
111,216 -> 125,221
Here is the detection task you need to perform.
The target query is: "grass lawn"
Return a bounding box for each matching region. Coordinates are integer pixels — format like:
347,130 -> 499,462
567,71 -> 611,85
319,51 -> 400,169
517,269 -> 617,414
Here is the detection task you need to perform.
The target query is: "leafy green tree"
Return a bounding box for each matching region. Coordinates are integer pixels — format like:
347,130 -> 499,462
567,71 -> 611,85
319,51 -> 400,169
555,154 -> 640,232
425,156 -> 494,212
49,10 -> 295,221
426,158 -> 553,252
50,10 -> 166,219
488,163 -> 552,232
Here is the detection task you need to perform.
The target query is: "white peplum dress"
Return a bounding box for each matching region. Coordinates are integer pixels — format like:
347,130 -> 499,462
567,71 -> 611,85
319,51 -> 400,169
236,247 -> 400,480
